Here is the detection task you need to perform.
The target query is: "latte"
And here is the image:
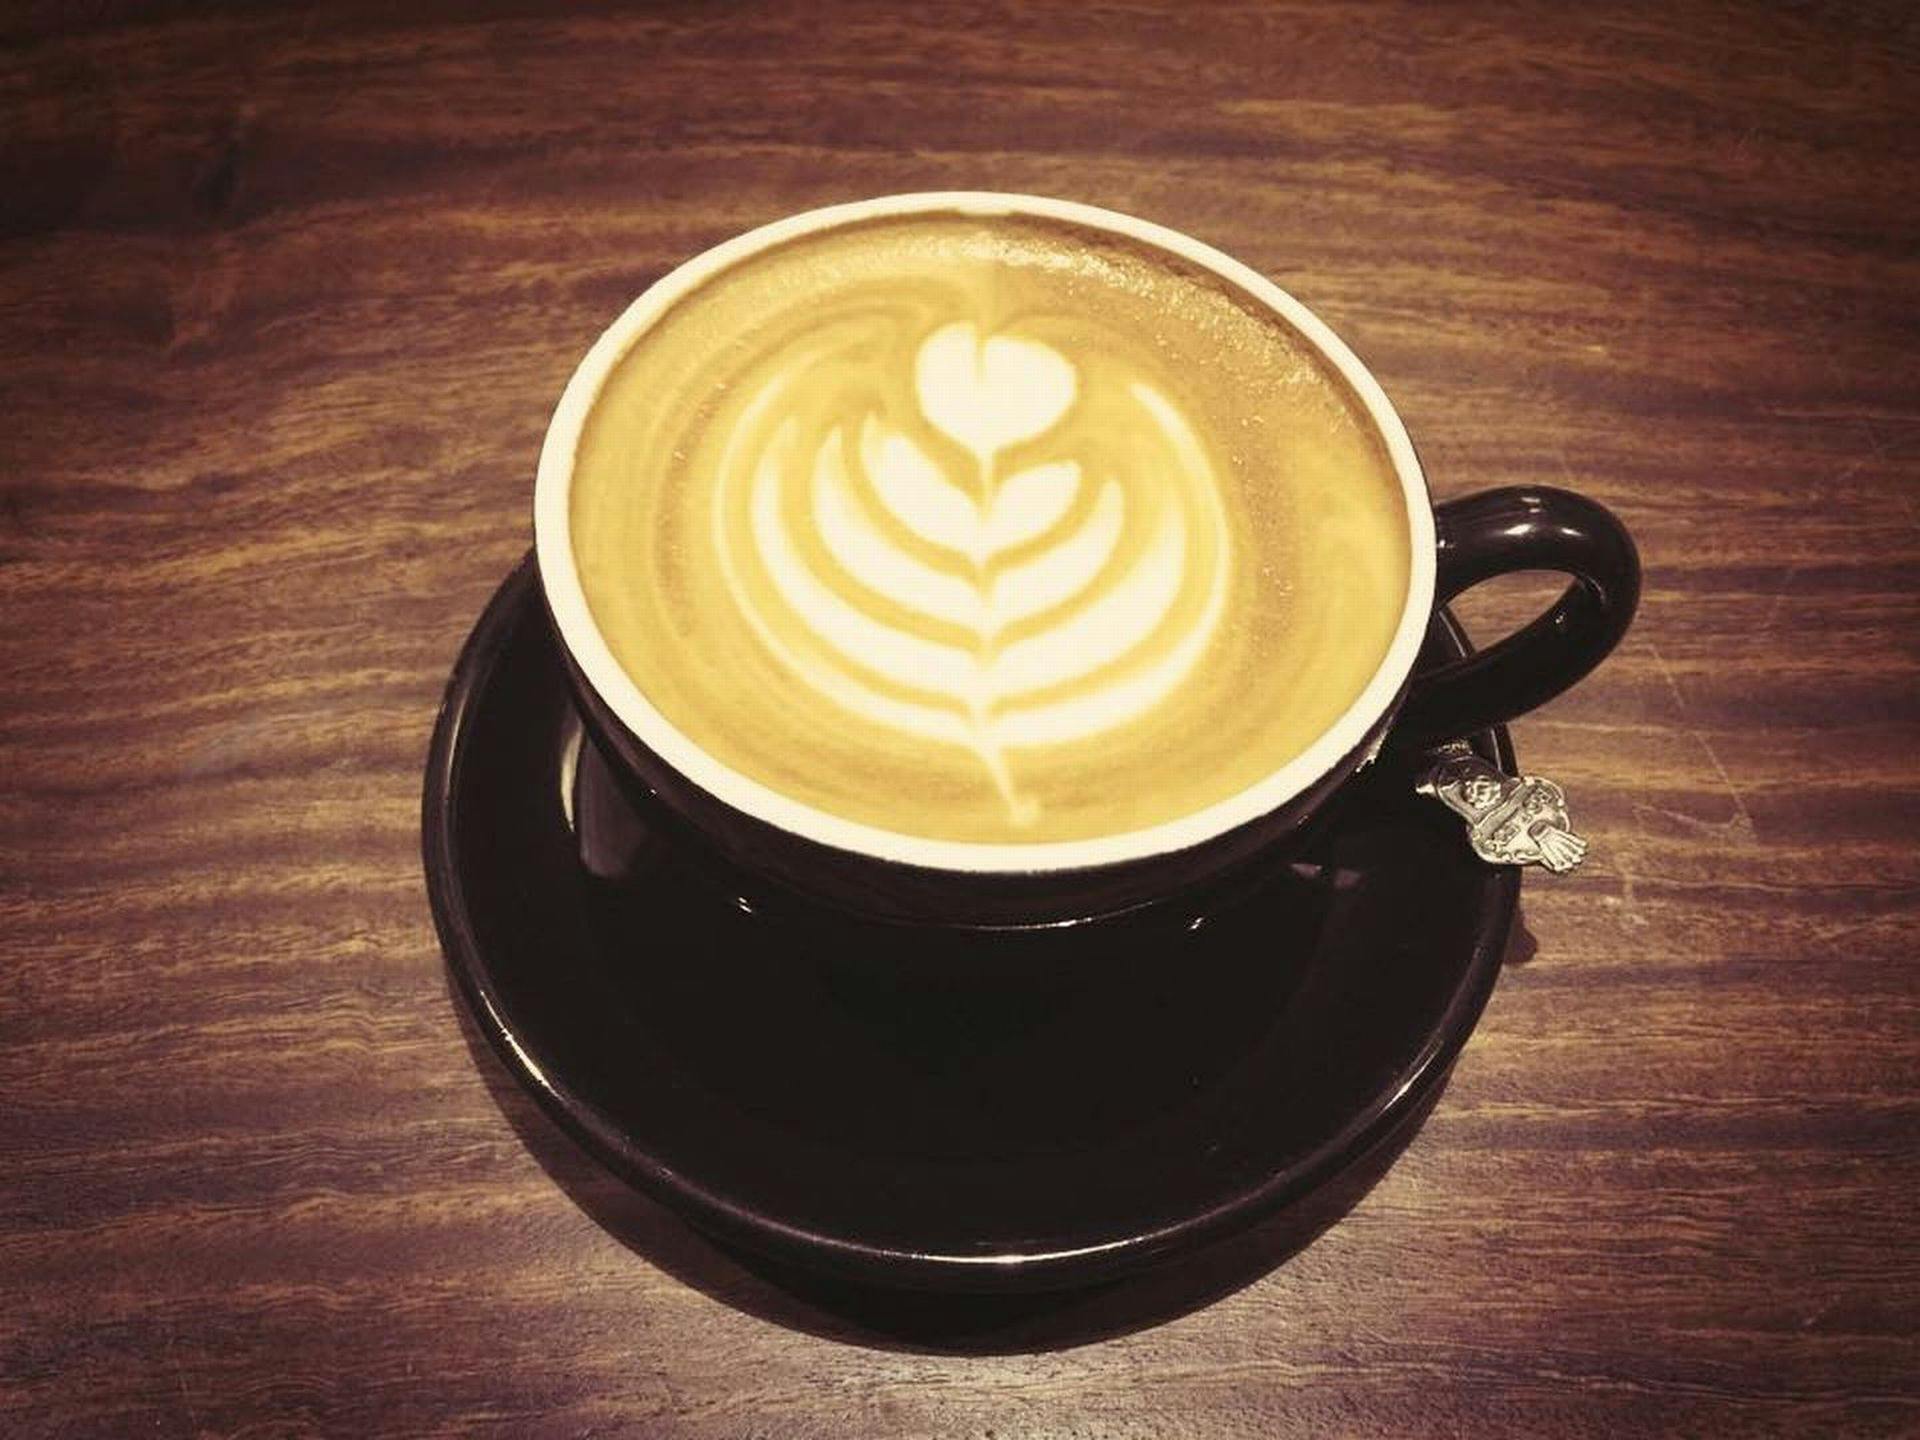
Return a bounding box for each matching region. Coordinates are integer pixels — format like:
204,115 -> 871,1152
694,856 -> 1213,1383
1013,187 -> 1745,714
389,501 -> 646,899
569,210 -> 1410,844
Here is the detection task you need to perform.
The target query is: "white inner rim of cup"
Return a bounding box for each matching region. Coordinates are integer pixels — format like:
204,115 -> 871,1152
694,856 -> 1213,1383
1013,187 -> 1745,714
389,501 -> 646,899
535,192 -> 1437,873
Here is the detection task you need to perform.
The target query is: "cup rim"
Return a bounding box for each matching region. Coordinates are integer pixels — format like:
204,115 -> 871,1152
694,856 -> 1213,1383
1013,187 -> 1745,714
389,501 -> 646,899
535,191 -> 1438,874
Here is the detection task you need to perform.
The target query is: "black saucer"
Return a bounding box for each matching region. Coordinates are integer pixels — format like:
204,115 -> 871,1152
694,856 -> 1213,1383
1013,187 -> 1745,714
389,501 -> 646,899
423,554 -> 1520,1294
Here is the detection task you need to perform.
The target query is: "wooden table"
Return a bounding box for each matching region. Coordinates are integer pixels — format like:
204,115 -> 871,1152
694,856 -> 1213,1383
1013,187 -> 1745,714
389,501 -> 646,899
4,3 -> 1916,1434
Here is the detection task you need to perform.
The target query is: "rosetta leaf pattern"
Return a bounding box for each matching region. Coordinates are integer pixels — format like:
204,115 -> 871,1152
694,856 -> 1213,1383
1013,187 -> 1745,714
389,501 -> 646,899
722,322 -> 1229,826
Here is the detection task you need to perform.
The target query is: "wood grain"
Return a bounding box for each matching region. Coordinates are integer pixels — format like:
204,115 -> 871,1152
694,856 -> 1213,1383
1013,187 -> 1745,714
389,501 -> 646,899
2,2 -> 1916,1434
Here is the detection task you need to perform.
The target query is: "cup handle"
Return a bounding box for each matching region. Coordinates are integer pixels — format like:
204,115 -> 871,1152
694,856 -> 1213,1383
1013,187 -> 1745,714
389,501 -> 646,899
1394,486 -> 1641,749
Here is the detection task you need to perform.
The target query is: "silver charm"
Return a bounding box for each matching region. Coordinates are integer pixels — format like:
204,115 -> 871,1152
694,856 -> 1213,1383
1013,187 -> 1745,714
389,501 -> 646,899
1416,740 -> 1588,874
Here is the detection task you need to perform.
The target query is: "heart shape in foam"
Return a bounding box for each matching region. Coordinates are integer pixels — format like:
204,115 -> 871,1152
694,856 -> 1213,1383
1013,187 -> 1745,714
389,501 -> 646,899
914,322 -> 1078,457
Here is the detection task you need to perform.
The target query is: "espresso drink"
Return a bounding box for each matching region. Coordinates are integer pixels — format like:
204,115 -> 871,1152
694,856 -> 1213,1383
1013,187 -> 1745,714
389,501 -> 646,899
570,211 -> 1410,844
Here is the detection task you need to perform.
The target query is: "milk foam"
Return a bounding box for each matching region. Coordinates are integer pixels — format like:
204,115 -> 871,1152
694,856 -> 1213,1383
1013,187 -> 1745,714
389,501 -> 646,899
570,213 -> 1411,844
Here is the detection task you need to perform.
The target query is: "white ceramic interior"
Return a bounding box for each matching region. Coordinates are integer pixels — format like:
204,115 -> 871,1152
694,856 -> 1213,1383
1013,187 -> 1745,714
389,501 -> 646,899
535,192 -> 1437,873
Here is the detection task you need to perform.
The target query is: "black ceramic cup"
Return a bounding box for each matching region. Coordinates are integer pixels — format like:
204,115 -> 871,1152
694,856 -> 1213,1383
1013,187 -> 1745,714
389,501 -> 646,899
534,194 -> 1639,930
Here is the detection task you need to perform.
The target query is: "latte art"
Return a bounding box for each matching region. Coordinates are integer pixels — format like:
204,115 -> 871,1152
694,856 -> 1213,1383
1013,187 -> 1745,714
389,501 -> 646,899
570,212 -> 1411,844
715,321 -> 1231,824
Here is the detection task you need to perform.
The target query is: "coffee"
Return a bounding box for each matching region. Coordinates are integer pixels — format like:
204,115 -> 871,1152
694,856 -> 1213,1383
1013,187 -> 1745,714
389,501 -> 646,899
569,210 -> 1410,845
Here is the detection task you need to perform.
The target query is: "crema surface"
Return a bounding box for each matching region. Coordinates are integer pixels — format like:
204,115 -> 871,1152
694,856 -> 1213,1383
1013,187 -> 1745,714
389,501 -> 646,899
570,213 -> 1410,844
